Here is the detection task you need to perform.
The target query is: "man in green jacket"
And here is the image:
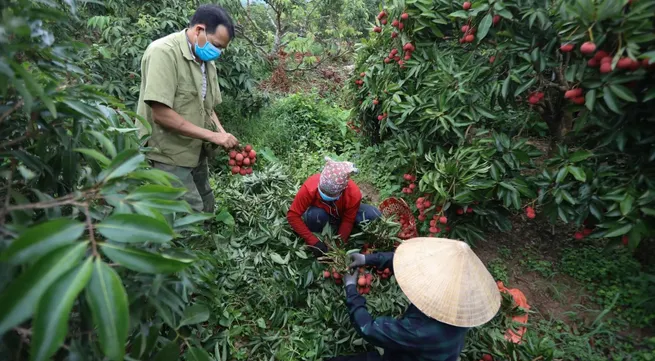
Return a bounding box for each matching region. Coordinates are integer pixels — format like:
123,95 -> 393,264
137,4 -> 238,213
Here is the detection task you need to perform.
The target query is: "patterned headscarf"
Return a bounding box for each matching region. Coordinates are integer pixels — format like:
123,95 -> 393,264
319,157 -> 358,195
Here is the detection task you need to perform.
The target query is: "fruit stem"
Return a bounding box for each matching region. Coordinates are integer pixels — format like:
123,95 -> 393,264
587,26 -> 594,42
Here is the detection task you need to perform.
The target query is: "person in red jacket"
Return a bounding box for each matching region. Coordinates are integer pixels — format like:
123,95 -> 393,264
287,157 -> 381,257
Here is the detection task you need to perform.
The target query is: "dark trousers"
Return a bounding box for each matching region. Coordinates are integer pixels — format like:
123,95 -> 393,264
302,204 -> 382,232
325,352 -> 383,361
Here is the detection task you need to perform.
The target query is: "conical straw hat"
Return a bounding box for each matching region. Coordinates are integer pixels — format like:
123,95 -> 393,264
394,237 -> 501,327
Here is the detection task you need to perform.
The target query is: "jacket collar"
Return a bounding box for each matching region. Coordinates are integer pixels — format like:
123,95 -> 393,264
178,29 -> 195,62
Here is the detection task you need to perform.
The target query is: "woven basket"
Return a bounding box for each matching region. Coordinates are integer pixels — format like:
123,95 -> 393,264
379,197 -> 418,239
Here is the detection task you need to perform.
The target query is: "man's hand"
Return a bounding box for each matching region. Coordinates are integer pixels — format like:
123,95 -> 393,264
205,131 -> 238,149
349,253 -> 366,269
344,268 -> 359,287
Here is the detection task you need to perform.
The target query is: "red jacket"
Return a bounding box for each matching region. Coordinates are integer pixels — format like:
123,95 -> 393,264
287,173 -> 362,246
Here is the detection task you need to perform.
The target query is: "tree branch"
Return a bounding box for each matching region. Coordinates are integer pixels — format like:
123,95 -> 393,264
0,131 -> 37,149
0,100 -> 24,125
236,27 -> 271,57
0,160 -> 16,226
83,204 -> 99,257
1,188 -> 98,213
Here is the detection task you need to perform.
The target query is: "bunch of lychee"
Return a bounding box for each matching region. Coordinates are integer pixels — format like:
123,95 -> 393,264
374,10 -> 409,33
401,173 -> 417,194
228,145 -> 256,176
564,88 -> 585,105
415,197 -> 431,222
525,206 -> 536,219
560,41 -> 653,74
428,211 -> 449,236
459,24 -> 476,44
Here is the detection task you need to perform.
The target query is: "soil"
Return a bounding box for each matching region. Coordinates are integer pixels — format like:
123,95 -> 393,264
359,182 -> 381,204
473,213 -> 598,325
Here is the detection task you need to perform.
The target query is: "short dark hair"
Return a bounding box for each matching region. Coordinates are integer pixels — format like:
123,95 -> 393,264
189,5 -> 235,39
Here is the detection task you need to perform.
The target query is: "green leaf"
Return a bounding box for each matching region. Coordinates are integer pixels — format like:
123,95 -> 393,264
85,259 -> 129,361
178,304 -> 210,328
499,182 -> 517,192
257,318 -> 267,329
151,341 -> 179,361
501,74 -> 511,99
100,244 -> 193,274
569,150 -> 593,162
215,210 -> 235,226
585,89 -> 596,110
603,87 -> 622,114
173,213 -> 213,229
641,207 -> 655,216
270,252 -> 288,265
186,347 -> 213,361
134,199 -> 192,214
620,195 -> 634,216
555,167 -> 569,183
96,214 -> 174,243
97,149 -> 145,182
125,185 -> 186,201
74,148 -> 111,166
0,219 -> 85,265
31,258 -> 93,361
644,88 -> 655,102
448,10 -> 470,18
477,14 -> 493,42
514,78 -> 537,97
0,243 -> 87,335
561,190 -> 576,205
609,84 -> 637,102
88,130 -> 117,158
497,8 -> 513,19
567,166 -> 586,182
604,223 -> 633,237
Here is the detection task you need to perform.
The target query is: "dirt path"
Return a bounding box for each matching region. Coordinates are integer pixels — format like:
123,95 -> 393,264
358,182 -> 380,204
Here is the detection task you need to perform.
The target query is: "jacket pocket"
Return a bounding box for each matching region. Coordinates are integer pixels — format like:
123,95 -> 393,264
174,83 -> 202,125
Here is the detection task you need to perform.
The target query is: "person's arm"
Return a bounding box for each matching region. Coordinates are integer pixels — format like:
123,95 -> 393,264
337,198 -> 359,243
344,284 -> 418,350
211,111 -> 226,133
365,252 -> 395,273
287,182 -> 320,246
151,103 -> 214,139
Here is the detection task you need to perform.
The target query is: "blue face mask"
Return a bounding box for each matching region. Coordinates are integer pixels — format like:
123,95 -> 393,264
195,30 -> 221,62
319,188 -> 340,202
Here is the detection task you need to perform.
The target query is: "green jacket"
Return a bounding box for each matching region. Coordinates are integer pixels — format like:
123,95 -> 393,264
137,29 -> 222,168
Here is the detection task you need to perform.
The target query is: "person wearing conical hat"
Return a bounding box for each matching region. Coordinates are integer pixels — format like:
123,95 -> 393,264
287,157 -> 382,257
328,237 -> 501,361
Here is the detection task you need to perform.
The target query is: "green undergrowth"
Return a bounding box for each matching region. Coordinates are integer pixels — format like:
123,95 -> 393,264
560,246 -> 655,329
189,165 -> 411,360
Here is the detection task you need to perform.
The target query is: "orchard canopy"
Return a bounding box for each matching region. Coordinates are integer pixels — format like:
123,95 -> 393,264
1,1 -> 654,361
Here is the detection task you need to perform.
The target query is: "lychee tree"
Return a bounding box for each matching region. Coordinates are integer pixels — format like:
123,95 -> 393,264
350,0 -> 655,249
